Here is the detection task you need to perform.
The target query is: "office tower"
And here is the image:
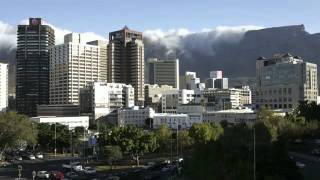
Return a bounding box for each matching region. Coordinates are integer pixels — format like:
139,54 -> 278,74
49,33 -> 107,105
256,53 -> 318,110
205,70 -> 228,89
148,58 -> 179,89
16,18 -> 55,116
0,63 -> 8,112
108,26 -> 144,105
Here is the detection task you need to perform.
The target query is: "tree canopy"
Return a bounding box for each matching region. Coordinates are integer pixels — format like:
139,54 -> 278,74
0,112 -> 37,159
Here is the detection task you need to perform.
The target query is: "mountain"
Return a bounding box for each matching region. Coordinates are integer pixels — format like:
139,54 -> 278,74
146,24 -> 320,79
3,24 -> 320,93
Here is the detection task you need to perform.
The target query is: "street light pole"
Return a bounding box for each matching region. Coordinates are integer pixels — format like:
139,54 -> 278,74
54,122 -> 57,158
253,125 -> 256,180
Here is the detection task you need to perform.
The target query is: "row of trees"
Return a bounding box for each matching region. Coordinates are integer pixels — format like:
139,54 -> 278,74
0,111 -> 86,161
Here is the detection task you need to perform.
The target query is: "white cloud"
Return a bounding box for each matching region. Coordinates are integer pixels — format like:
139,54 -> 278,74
0,19 -> 106,51
0,21 -> 17,50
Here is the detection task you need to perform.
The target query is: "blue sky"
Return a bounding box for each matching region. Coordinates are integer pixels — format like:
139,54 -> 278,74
1,0 -> 319,34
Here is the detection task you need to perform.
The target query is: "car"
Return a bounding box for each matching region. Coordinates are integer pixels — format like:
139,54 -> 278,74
311,149 -> 320,155
0,161 -> 10,167
28,154 -> 36,160
106,176 -> 120,180
37,171 -> 50,179
49,171 -> 64,180
62,162 -> 83,172
65,172 -> 79,179
83,166 -> 96,175
164,159 -> 171,164
296,162 -> 306,168
15,156 -> 23,161
36,153 -> 44,159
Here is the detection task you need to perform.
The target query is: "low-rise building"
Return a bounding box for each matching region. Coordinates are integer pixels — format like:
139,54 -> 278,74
161,89 -> 195,113
203,88 -> 241,111
203,108 -> 256,125
37,104 -> 80,117
117,106 -> 155,128
177,104 -> 204,124
30,116 -> 89,130
153,113 -> 192,129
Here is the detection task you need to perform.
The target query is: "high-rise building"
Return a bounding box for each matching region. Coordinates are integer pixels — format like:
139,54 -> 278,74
148,58 -> 179,89
256,53 -> 318,110
16,18 -> 55,116
0,63 -> 8,112
107,26 -> 144,105
49,33 -> 107,105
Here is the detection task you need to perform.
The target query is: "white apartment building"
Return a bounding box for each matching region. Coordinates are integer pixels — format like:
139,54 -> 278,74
30,116 -> 89,130
206,70 -> 228,89
239,86 -> 252,105
49,33 -> 108,105
203,108 -> 256,125
161,89 -> 195,113
256,53 -> 318,110
144,84 -> 175,112
80,81 -> 134,120
117,106 -> 155,127
185,71 -> 200,90
148,58 -> 179,89
0,63 -> 8,112
203,88 -> 241,111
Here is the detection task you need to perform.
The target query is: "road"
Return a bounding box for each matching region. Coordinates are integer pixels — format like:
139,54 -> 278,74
0,158 -> 73,180
290,151 -> 320,180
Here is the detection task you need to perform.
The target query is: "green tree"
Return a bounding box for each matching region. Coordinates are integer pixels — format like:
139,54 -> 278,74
189,123 -> 223,144
0,112 -> 37,160
100,126 -> 159,166
296,101 -> 320,121
177,130 -> 191,154
103,145 -> 123,169
74,126 -> 86,138
37,123 -> 53,150
155,124 -> 172,153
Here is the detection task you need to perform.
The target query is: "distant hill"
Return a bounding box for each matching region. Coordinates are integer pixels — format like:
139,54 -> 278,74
3,24 -> 320,92
145,24 -> 320,79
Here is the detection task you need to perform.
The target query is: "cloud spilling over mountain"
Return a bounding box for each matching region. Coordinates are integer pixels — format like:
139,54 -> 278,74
144,26 -> 263,57
144,24 -> 320,79
2,20 -> 320,92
